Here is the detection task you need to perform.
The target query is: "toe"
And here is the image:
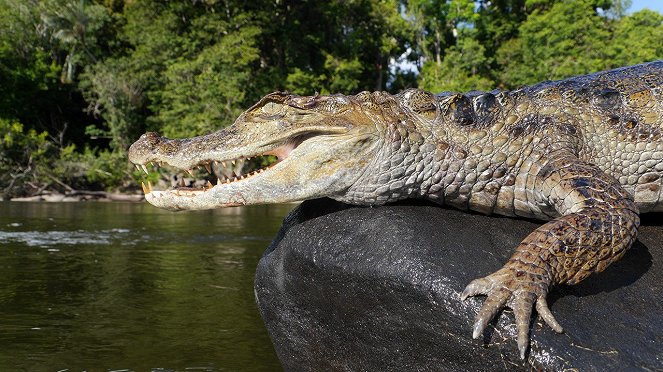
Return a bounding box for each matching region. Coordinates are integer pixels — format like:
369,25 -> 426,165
513,292 -> 535,359
535,296 -> 563,333
472,288 -> 510,339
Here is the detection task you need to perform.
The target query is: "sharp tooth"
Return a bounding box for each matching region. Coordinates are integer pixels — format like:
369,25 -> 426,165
204,163 -> 212,173
207,181 -> 213,189
141,164 -> 149,174
225,179 -> 230,184
221,161 -> 227,167
231,160 -> 236,166
233,158 -> 245,177
214,160 -> 219,165
147,181 -> 153,192
141,182 -> 148,194
186,169 -> 194,176
135,164 -> 141,172
217,178 -> 222,185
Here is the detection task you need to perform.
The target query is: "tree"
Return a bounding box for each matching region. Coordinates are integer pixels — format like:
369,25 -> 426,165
38,0 -> 110,83
407,0 -> 495,92
475,0 -> 529,62
0,0 -> 95,142
80,60 -> 144,151
155,24 -> 262,138
418,32 -> 495,92
609,9 -> 663,67
263,0 -> 411,94
495,0 -> 614,87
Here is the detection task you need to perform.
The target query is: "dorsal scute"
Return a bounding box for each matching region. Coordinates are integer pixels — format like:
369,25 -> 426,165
398,88 -> 437,120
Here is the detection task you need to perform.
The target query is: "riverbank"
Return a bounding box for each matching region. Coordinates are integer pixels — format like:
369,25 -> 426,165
9,191 -> 144,202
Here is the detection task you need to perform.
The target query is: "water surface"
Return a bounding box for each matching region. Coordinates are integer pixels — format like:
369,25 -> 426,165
0,201 -> 294,371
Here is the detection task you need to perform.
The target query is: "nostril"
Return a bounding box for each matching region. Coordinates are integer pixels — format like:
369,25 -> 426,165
140,132 -> 163,146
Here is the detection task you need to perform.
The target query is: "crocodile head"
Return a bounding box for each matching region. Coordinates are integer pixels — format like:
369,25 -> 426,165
128,92 -> 387,210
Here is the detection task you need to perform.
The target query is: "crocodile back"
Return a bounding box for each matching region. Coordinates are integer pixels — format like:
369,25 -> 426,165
533,61 -> 663,212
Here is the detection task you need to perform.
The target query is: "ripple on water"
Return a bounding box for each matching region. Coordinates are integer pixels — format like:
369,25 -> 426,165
0,228 -> 260,249
0,229 -> 136,248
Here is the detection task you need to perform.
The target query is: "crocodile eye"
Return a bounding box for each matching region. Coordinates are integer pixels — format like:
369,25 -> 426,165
261,102 -> 283,115
319,97 -> 349,114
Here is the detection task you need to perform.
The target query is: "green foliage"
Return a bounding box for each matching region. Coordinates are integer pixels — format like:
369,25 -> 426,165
285,68 -> 326,95
609,9 -> 663,66
80,147 -> 132,187
0,118 -> 51,198
0,117 -> 133,197
286,54 -> 364,95
0,118 -> 50,166
489,0 -> 661,88
272,0 -> 410,94
495,0 -> 613,87
0,1 -> 74,132
156,25 -> 262,138
80,59 -> 144,150
418,34 -> 495,92
407,0 -> 477,65
38,0 -> 111,83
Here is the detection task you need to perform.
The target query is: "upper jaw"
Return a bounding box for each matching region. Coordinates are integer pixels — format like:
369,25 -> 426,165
127,120 -> 352,170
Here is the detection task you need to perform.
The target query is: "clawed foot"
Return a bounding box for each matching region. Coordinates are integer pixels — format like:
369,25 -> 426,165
460,267 -> 563,359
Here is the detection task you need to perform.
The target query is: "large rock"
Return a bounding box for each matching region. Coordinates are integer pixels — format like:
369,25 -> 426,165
255,198 -> 663,371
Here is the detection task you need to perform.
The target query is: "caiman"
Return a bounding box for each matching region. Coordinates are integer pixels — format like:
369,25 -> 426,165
128,61 -> 663,359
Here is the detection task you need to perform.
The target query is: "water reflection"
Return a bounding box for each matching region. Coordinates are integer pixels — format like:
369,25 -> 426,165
0,201 -> 293,371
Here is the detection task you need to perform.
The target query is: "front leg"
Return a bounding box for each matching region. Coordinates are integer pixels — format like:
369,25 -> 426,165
461,154 -> 640,358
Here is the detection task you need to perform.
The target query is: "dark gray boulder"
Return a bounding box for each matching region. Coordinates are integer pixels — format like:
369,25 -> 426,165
255,198 -> 663,371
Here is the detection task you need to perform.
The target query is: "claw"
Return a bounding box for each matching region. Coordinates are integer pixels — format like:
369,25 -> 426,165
518,341 -> 528,360
461,277 -> 491,300
472,287 -> 510,339
536,297 -> 563,333
513,293 -> 535,359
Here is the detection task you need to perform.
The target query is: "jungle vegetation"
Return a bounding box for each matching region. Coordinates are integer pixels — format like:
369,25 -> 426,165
1,0 -> 661,198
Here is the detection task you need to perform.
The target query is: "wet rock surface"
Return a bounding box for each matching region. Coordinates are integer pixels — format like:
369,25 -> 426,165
255,198 -> 663,371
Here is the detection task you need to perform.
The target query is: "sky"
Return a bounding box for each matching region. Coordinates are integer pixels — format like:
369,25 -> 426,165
629,0 -> 663,13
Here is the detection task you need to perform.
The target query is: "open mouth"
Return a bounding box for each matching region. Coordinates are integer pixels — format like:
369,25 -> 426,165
129,123 -> 353,200
132,134 -> 315,197
136,154 -> 280,196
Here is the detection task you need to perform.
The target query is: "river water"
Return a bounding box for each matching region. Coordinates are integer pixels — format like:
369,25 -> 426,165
0,201 -> 294,371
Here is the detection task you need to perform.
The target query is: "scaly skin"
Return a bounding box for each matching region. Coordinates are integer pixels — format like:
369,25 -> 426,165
128,61 -> 663,358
